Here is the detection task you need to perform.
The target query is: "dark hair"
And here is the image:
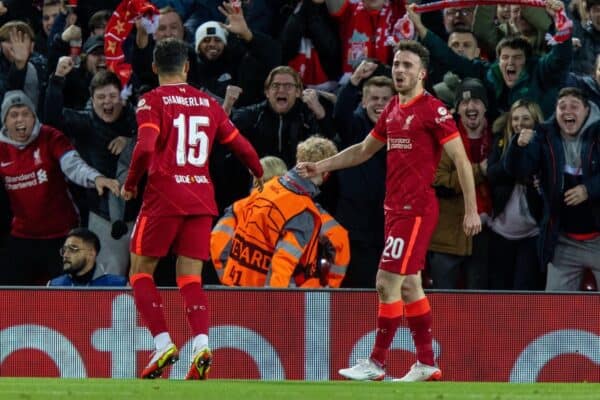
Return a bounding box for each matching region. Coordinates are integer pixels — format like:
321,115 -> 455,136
448,28 -> 478,44
586,0 -> 600,11
89,69 -> 122,96
153,38 -> 189,75
557,86 -> 589,106
394,40 -> 430,69
67,228 -> 101,253
88,10 -> 111,32
496,36 -> 532,60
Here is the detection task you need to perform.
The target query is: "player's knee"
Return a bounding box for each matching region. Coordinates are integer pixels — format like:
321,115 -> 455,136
400,275 -> 424,301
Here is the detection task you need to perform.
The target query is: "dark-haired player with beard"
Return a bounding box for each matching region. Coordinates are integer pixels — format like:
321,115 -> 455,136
121,38 -> 263,380
297,40 -> 481,382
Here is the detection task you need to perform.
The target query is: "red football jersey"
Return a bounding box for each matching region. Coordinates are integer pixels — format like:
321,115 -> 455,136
128,83 -> 239,216
333,0 -> 403,74
371,92 -> 460,216
0,125 -> 79,238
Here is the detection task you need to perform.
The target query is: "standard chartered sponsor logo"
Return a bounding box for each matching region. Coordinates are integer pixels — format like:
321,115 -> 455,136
4,169 -> 47,190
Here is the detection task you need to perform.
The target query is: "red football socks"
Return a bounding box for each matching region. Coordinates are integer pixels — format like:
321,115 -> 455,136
177,275 -> 210,336
405,297 -> 434,366
370,300 -> 404,367
130,273 -> 169,336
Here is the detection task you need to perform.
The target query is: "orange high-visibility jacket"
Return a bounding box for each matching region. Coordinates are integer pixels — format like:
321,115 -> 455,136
307,205 -> 350,288
211,171 -> 323,287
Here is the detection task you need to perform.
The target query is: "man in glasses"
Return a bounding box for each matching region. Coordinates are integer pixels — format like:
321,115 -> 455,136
442,7 -> 475,33
213,65 -> 336,213
48,228 -> 127,287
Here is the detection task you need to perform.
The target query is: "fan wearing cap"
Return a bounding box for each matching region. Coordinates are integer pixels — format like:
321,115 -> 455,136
45,34 -> 106,110
0,90 -> 120,285
428,78 -> 493,290
191,2 -> 280,107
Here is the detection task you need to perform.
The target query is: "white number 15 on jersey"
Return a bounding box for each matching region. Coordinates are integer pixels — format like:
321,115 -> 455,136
174,113 -> 209,167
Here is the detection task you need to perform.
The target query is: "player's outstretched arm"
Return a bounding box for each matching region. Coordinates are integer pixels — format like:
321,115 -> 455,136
297,134 -> 384,177
443,136 -> 482,237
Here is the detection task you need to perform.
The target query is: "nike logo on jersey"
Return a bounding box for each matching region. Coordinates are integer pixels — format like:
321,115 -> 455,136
1,161 -> 13,167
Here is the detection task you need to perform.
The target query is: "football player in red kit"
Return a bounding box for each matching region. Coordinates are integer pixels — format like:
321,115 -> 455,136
298,40 -> 481,381
122,38 -> 263,380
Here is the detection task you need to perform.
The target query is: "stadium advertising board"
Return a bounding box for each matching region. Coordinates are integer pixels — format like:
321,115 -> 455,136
0,290 -> 598,382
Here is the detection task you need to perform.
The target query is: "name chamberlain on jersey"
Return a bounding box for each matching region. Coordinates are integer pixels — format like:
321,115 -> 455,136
137,96 -> 211,111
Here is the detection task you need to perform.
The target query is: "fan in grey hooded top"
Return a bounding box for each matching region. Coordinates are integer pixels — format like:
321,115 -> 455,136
0,90 -> 120,285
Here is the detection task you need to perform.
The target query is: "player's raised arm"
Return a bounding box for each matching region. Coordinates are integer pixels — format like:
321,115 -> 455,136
297,133 -> 384,177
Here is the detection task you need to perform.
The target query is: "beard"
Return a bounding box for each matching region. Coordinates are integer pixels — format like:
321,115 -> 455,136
63,259 -> 86,275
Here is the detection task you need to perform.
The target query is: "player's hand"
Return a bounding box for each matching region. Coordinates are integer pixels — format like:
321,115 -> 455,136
254,175 -> 264,192
517,128 -> 535,147
564,184 -> 588,206
95,176 -> 120,196
462,211 -> 482,237
55,56 -> 74,77
296,162 -> 319,178
107,136 -> 129,155
121,186 -> 137,201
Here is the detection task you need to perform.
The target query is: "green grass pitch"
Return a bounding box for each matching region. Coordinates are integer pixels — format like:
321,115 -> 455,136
1,379 -> 599,400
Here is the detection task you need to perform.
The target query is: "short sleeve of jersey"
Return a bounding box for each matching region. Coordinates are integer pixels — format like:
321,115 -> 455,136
427,98 -> 459,145
135,94 -> 161,134
370,99 -> 394,142
209,97 -> 238,144
48,128 -> 75,161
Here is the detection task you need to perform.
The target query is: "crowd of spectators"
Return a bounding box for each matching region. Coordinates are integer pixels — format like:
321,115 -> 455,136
0,0 -> 598,291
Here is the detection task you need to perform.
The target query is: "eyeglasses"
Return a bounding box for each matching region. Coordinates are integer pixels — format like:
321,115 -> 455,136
446,8 -> 474,16
59,245 -> 89,256
269,82 -> 298,91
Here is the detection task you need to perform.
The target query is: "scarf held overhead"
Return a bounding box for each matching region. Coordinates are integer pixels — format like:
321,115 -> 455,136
396,0 -> 571,45
104,0 -> 160,97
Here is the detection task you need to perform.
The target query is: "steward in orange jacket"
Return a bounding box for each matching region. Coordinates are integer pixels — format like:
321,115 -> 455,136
211,136 -> 349,287
212,168 -> 321,287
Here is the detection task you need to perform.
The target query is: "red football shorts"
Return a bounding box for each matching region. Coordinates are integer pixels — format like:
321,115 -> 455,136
130,214 -> 213,260
379,211 -> 438,275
